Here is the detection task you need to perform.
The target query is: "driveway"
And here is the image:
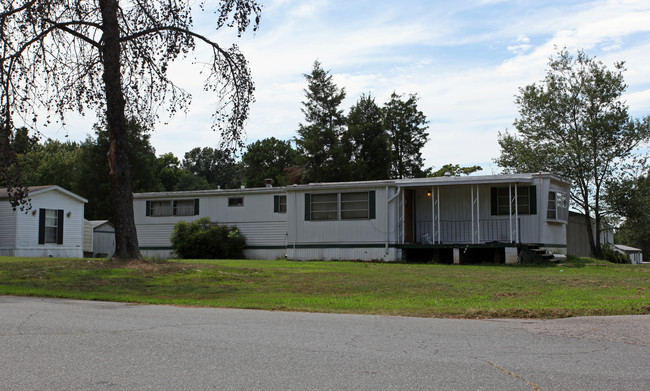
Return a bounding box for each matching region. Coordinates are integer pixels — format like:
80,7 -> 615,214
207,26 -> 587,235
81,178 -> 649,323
1,296 -> 648,390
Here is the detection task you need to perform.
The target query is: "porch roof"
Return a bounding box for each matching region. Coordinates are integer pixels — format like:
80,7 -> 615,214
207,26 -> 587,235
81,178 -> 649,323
394,172 -> 568,188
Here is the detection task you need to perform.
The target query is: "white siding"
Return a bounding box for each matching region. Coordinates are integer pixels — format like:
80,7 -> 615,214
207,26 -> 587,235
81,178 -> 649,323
93,223 -> 115,257
135,190 -> 288,259
0,204 -> 17,255
13,190 -> 85,258
287,247 -> 399,262
287,186 -> 390,246
83,220 -> 93,253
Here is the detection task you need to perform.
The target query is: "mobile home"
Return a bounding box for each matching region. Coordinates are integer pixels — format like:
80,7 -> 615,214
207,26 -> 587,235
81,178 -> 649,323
134,173 -> 571,263
0,186 -> 87,258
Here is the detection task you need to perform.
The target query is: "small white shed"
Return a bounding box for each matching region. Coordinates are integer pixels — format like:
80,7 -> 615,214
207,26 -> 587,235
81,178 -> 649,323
83,220 -> 115,257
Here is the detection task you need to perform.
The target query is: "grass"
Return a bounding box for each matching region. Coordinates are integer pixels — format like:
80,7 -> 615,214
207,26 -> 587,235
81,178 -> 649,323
1,255 -> 649,319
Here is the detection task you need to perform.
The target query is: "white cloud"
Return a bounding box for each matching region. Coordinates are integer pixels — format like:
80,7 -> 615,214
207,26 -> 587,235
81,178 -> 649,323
32,0 -> 650,174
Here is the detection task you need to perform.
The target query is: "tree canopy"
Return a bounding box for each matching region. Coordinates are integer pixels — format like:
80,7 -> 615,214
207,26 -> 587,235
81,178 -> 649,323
242,137 -> 300,187
182,147 -> 240,189
606,172 -> 650,258
384,92 -> 429,179
428,164 -> 482,177
0,0 -> 261,261
345,94 -> 391,181
496,49 -> 650,257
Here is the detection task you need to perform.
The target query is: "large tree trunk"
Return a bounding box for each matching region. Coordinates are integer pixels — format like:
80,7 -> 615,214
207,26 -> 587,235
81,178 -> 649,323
100,0 -> 141,261
582,207 -> 598,259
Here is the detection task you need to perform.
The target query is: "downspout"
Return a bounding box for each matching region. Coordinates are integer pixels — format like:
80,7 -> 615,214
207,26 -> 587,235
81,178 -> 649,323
386,186 -> 401,253
477,185 -> 480,243
509,184 -> 513,243
515,183 -> 519,243
293,192 -> 297,257
538,172 -> 542,244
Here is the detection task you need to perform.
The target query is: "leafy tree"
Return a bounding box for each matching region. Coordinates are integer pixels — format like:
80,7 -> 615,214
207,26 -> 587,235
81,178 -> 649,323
605,173 -> 650,257
18,139 -> 81,191
345,94 -> 391,180
495,49 -> 650,258
428,164 -> 482,177
0,125 -> 29,211
173,172 -> 212,191
156,153 -> 185,191
0,0 -> 261,261
383,92 -> 429,179
296,60 -> 349,182
242,137 -> 300,187
182,147 -> 240,189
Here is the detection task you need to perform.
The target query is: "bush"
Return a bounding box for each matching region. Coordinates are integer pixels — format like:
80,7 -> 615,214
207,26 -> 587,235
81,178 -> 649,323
600,244 -> 629,264
170,217 -> 246,259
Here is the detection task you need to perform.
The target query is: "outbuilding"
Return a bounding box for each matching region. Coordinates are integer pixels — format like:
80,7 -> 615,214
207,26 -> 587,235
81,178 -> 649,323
613,244 -> 643,264
83,220 -> 116,258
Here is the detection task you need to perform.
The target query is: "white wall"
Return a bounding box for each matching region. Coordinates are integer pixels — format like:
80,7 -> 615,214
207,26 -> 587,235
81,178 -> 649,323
93,223 -> 115,257
135,189 -> 288,259
0,202 -> 17,255
12,189 -> 85,258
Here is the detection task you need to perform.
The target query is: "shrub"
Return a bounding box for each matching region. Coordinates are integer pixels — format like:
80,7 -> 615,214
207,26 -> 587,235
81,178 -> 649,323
600,244 -> 628,264
170,217 -> 246,259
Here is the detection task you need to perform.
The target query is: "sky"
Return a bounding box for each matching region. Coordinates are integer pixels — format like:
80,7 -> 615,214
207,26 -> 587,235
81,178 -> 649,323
42,0 -> 650,174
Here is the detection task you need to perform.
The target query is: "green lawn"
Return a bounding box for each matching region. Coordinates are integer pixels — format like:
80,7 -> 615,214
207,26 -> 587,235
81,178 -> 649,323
1,256 -> 648,318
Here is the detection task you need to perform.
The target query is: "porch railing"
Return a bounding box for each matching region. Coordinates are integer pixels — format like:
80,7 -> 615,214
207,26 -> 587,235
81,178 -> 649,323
415,218 -> 519,244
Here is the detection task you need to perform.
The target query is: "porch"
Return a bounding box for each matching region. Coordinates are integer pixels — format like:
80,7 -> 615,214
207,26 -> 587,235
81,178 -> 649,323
393,182 -> 533,246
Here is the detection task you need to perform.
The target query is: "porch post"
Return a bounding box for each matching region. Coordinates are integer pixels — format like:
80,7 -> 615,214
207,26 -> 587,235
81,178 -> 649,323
385,186 -> 389,254
431,186 -> 435,244
476,185 -> 480,243
437,187 -> 441,244
399,191 -> 406,244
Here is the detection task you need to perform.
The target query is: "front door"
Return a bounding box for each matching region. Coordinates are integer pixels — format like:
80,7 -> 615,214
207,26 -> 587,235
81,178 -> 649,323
404,189 -> 414,243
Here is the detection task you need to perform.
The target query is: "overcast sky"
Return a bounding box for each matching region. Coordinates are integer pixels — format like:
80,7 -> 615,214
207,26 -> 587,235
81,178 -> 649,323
45,0 -> 650,173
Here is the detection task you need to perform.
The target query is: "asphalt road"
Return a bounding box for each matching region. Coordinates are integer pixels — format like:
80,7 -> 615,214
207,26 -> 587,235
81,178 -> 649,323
1,296 -> 649,390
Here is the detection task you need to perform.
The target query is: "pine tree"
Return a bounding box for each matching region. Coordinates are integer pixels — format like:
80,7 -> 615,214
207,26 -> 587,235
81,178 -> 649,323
383,93 -> 429,179
296,61 -> 349,182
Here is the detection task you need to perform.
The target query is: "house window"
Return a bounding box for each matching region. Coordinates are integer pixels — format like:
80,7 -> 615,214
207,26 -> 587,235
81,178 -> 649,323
274,195 -> 287,213
491,186 -> 536,215
341,192 -> 369,219
146,199 -> 199,216
150,200 -> 172,217
548,191 -> 568,220
173,200 -> 195,216
228,197 -> 244,207
45,209 -> 59,243
39,209 -> 63,245
305,191 -> 375,221
311,193 -> 338,220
